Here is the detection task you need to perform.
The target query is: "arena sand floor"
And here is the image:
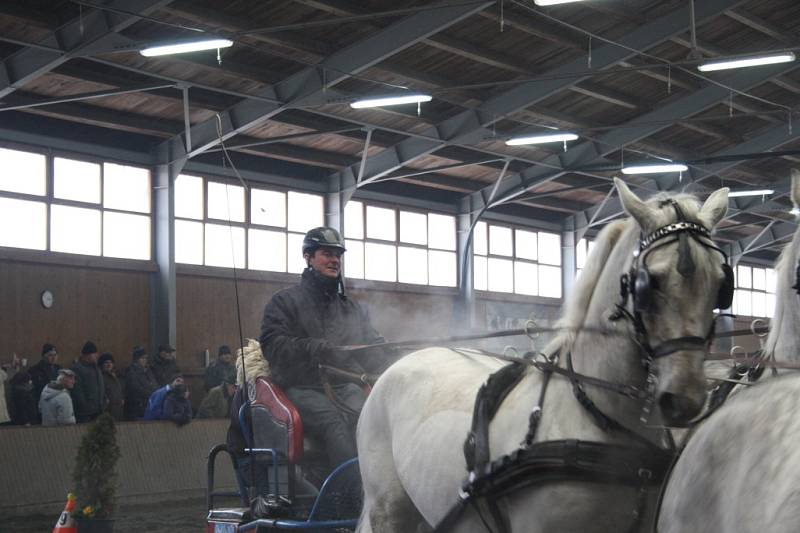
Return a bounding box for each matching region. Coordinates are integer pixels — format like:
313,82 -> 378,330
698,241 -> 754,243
4,497 -> 210,533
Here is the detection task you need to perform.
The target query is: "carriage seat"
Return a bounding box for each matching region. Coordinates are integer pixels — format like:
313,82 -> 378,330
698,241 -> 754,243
248,376 -> 306,464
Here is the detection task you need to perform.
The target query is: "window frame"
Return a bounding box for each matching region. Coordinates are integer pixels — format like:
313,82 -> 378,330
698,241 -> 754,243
174,173 -> 325,273
473,220 -> 563,299
0,144 -> 154,262
343,200 -> 457,287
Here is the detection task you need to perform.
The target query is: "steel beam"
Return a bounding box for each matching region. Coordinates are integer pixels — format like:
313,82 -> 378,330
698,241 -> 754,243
469,59 -> 798,214
328,0 -> 744,189
0,0 -> 175,99
731,221 -> 797,261
568,120 -> 800,231
156,0 -> 492,168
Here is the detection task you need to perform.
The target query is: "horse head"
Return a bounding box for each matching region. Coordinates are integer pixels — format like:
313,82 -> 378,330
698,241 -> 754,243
615,178 -> 730,426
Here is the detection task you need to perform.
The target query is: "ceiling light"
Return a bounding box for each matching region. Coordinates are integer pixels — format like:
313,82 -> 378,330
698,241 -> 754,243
728,189 -> 775,198
698,52 -> 795,72
140,38 -> 234,57
621,163 -> 688,175
534,0 -> 586,5
506,132 -> 579,145
790,207 -> 800,216
350,94 -> 432,109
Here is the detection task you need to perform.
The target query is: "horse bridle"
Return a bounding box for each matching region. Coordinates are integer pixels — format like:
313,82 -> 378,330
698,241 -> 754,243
612,200 -> 734,368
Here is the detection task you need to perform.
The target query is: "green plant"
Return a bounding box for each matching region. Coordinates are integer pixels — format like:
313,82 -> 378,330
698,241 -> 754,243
72,413 -> 121,519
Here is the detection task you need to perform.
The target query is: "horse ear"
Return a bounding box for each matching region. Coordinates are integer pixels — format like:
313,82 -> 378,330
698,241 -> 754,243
791,169 -> 800,208
698,187 -> 729,230
615,177 -> 653,228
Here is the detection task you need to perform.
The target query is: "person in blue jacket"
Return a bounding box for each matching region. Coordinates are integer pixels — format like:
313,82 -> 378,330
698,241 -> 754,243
143,375 -> 184,421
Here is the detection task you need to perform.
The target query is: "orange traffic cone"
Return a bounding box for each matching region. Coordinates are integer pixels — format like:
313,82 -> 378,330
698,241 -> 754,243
52,493 -> 77,533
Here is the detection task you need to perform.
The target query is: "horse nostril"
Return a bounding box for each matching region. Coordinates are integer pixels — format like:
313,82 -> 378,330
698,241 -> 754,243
658,392 -> 702,425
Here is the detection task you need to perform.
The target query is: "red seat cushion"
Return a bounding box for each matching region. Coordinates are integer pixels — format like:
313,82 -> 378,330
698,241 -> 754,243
252,377 -> 304,463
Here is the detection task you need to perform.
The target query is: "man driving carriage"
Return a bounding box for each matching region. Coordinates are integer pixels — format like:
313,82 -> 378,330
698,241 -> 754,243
259,226 -> 388,473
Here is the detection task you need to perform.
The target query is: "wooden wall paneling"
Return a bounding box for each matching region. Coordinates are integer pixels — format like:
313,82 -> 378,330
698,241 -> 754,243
0,260 -> 150,369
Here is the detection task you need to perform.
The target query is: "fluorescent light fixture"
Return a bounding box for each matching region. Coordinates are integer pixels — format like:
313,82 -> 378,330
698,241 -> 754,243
534,0 -> 586,5
790,207 -> 800,216
728,189 -> 775,198
621,163 -> 688,175
350,94 -> 432,109
140,38 -> 234,57
506,132 -> 579,146
698,52 -> 795,72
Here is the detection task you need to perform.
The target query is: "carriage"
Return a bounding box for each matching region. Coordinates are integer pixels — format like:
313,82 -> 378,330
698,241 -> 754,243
206,375 -> 363,532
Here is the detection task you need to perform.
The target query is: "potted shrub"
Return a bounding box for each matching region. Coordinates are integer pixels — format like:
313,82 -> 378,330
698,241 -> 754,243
72,413 -> 121,533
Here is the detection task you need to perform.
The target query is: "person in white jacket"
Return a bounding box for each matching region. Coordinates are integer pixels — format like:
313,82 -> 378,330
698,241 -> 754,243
39,369 -> 76,426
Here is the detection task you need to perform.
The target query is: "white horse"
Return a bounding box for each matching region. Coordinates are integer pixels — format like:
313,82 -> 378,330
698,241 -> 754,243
659,173 -> 800,533
357,178 -> 732,533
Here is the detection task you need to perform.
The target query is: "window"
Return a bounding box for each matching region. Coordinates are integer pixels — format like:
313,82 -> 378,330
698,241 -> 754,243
344,201 -> 456,286
732,265 -> 776,318
0,147 -> 152,260
173,174 -> 324,272
473,221 -> 562,298
0,147 -> 46,196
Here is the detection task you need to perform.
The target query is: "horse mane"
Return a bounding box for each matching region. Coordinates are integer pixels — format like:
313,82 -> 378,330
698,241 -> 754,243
543,219 -> 627,357
542,191 -> 708,358
764,230 -> 800,358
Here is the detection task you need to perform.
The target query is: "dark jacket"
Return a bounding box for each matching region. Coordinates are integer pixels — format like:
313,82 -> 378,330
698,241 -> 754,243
124,364 -> 158,420
70,360 -> 104,423
204,360 -> 236,391
9,374 -> 37,426
102,370 -> 124,421
163,392 -> 192,426
226,387 -> 248,457
28,359 -> 61,406
259,268 -> 383,389
197,384 -> 231,419
150,355 -> 180,387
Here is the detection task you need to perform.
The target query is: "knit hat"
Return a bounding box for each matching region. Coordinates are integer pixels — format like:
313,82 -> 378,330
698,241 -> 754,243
41,343 -> 57,357
58,368 -> 76,377
132,346 -> 147,360
98,353 -> 114,367
81,341 -> 98,356
218,345 -> 231,356
158,344 -> 175,353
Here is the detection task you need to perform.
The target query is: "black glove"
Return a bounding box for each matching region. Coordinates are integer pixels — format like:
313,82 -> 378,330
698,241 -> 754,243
307,339 -> 333,363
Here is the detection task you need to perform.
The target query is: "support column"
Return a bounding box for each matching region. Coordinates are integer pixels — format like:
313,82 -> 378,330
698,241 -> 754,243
151,158 -> 184,354
561,220 -> 577,302
454,200 -> 476,333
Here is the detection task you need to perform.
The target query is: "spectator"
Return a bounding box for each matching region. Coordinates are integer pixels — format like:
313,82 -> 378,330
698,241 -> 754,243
196,379 -> 235,419
39,369 -> 76,426
143,375 -> 184,421
150,344 -> 180,387
204,344 -> 236,391
163,383 -> 192,426
29,343 -> 61,407
0,366 -> 9,425
71,341 -> 104,423
98,353 -> 124,421
9,372 -> 37,426
124,346 -> 158,420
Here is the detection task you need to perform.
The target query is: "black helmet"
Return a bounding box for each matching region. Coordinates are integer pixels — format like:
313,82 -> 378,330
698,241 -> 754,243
302,227 -> 346,255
